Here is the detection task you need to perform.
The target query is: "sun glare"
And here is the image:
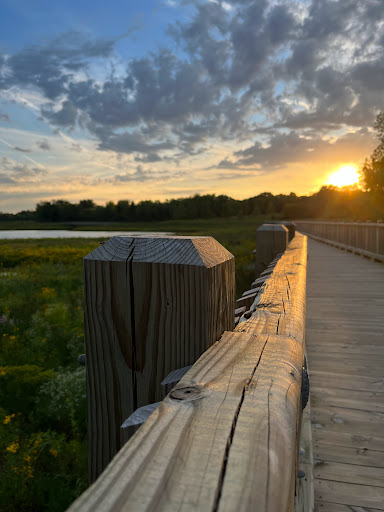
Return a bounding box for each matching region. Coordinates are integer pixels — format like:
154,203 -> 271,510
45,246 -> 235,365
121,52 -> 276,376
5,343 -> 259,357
327,164 -> 359,188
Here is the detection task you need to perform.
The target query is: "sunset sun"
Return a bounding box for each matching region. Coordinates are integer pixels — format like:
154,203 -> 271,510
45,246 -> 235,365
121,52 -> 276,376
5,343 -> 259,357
327,164 -> 360,187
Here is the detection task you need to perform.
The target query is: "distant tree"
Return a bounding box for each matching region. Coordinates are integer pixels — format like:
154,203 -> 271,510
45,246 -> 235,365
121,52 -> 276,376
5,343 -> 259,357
360,113 -> 384,195
360,155 -> 384,195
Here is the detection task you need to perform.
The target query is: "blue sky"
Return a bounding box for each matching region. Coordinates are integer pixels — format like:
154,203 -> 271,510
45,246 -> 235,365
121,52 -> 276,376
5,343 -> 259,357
0,0 -> 383,212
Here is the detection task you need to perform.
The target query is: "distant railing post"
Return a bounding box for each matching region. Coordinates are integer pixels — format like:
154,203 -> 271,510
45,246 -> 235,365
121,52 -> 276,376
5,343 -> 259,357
83,235 -> 235,482
377,224 -> 380,254
267,220 -> 296,241
255,224 -> 288,276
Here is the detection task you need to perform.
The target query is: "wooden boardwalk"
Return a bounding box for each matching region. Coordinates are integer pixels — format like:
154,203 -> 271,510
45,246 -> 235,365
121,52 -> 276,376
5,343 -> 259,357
306,238 -> 384,511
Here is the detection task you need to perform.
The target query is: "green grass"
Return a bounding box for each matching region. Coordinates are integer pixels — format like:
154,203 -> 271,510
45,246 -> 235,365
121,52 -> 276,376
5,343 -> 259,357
0,216 -> 262,511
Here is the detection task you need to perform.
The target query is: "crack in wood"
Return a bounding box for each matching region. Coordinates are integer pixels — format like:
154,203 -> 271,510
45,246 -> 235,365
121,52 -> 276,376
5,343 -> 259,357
213,336 -> 269,512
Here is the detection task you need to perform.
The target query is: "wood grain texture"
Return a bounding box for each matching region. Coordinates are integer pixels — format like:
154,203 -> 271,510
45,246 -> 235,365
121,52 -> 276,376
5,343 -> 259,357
314,460 -> 384,488
68,331 -> 266,511
313,429 -> 384,452
68,333 -> 304,512
236,232 -> 307,344
314,501 -> 382,512
83,235 -> 235,481
306,238 -> 384,510
314,479 -> 384,510
218,336 -> 304,512
313,443 -> 384,468
311,405 -> 384,436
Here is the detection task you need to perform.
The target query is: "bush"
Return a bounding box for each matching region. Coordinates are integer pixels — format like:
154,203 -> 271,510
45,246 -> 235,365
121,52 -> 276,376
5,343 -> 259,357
0,365 -> 56,415
35,368 -> 86,436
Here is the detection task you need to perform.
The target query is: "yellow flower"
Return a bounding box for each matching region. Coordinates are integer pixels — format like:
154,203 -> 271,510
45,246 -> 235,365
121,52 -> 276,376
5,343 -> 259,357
41,287 -> 56,297
33,436 -> 43,448
3,413 -> 15,424
49,448 -> 58,457
6,441 -> 19,453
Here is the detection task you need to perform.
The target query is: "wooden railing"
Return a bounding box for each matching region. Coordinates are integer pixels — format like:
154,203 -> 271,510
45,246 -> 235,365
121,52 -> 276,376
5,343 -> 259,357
295,221 -> 384,262
68,225 -> 310,512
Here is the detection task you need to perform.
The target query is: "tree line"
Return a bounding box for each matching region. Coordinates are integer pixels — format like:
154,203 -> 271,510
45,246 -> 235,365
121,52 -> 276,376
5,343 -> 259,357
1,186 -> 382,223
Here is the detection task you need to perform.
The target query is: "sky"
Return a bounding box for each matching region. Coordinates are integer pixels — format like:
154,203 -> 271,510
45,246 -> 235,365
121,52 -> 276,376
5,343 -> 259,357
0,0 -> 383,213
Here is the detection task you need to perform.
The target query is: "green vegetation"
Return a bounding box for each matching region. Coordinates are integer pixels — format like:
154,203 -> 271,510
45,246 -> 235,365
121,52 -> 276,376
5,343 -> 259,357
0,238 -> 98,511
360,112 -> 384,197
0,216 -> 264,511
1,184 -> 384,227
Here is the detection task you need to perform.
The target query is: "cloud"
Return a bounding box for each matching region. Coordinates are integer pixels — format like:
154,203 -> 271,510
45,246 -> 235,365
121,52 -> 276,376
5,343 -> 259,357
41,100 -> 78,128
14,146 -> 32,153
37,140 -> 51,150
1,31 -> 116,99
134,153 -> 162,163
230,128 -> 377,169
0,109 -> 10,122
0,156 -> 47,184
0,0 -> 383,171
98,130 -> 175,154
112,164 -> 182,183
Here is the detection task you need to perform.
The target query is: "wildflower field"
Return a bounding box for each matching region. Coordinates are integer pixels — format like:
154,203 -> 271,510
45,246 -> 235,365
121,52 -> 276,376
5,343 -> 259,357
0,217 -> 261,511
0,238 -> 99,511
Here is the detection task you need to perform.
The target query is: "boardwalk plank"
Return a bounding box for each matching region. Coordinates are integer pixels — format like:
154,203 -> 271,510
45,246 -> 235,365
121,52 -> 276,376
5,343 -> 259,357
308,345 -> 384,356
311,405 -> 384,436
313,443 -> 384,468
313,429 -> 384,452
314,479 -> 384,510
314,502 -> 382,511
314,460 -> 384,487
306,238 -> 384,510
309,371 -> 384,392
310,386 -> 384,413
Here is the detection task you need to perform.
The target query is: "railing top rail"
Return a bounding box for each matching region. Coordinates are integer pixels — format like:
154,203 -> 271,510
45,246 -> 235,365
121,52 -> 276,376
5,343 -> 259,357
295,220 -> 384,227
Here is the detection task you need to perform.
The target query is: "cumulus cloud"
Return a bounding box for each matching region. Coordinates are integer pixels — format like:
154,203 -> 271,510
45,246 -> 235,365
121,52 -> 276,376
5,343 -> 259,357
0,0 -> 383,170
1,31 -> 116,99
230,128 -> 377,169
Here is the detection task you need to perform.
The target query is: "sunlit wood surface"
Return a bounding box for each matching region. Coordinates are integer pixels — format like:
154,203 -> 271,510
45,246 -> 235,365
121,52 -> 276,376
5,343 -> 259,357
306,238 -> 384,511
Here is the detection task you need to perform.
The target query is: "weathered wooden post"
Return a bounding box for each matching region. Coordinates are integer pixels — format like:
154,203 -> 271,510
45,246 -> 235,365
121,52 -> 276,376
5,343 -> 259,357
284,221 -> 296,241
269,220 -> 296,241
255,224 -> 288,276
83,235 -> 235,482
